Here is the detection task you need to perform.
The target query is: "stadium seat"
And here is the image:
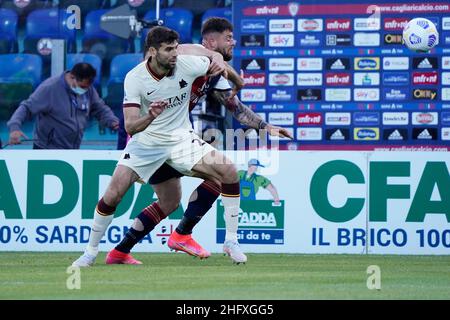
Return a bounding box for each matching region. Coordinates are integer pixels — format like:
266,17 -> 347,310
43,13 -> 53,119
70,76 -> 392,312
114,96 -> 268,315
66,53 -> 102,90
0,9 -> 18,53
82,9 -> 133,70
169,0 -> 217,17
1,0 -> 55,27
143,8 -> 193,43
201,7 -> 232,25
105,53 -> 143,116
0,54 -> 42,119
58,0 -> 109,16
24,8 -> 76,53
113,0 -> 163,18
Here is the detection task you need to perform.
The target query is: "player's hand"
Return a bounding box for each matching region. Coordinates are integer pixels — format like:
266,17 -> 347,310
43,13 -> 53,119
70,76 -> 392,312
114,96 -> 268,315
228,69 -> 245,102
9,130 -> 28,145
266,124 -> 293,140
208,53 -> 227,78
148,101 -> 168,118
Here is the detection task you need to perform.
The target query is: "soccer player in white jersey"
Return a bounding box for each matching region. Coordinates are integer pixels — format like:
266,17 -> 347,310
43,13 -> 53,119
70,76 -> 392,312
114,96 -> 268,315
73,26 -> 243,266
101,18 -> 292,265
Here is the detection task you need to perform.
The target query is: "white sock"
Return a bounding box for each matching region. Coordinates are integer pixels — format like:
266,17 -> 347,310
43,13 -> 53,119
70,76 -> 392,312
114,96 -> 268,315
86,211 -> 114,256
222,195 -> 240,242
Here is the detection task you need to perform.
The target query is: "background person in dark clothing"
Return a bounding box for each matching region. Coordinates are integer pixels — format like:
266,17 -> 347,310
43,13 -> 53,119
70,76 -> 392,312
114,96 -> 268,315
7,63 -> 119,149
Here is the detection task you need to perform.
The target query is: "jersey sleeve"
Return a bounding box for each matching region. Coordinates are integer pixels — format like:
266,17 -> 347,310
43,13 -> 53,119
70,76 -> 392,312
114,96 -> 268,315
123,72 -> 141,108
178,55 -> 210,79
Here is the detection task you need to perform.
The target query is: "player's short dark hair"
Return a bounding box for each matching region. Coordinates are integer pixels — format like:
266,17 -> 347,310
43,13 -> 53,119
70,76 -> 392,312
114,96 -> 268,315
201,17 -> 233,36
70,63 -> 96,83
145,26 -> 179,52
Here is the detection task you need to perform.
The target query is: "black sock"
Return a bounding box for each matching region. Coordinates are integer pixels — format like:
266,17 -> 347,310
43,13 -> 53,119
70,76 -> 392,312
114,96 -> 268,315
116,203 -> 165,253
176,182 -> 220,235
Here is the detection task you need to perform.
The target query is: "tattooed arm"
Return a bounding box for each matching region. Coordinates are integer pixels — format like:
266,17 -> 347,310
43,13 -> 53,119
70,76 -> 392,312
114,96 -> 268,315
210,89 -> 293,139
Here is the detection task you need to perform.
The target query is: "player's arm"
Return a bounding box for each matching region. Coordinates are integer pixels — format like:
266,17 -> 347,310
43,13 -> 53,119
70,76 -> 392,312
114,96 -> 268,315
177,44 -> 226,77
223,64 -> 245,100
123,101 -> 167,136
210,90 -> 294,139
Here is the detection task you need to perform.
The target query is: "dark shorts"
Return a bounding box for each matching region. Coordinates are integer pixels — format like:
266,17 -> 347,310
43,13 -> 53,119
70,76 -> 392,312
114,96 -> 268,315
148,163 -> 184,185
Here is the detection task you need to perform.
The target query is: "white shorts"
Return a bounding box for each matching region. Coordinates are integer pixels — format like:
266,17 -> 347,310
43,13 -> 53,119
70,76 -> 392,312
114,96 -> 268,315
117,131 -> 215,183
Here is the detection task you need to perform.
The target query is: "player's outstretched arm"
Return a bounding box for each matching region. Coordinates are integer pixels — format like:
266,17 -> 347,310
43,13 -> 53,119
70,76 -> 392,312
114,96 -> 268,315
210,90 -> 293,139
124,101 -> 167,135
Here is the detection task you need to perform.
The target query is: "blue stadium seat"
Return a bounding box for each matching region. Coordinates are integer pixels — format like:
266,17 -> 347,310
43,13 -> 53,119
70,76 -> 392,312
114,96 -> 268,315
82,9 -> 133,67
0,8 -> 18,53
0,54 -> 42,119
105,53 -> 143,117
58,0 -> 109,16
114,0 -> 162,18
66,53 -> 102,89
143,8 -> 193,43
201,7 -> 232,25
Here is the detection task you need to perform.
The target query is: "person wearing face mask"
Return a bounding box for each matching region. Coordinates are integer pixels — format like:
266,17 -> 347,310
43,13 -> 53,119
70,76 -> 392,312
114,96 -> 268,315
7,63 -> 119,149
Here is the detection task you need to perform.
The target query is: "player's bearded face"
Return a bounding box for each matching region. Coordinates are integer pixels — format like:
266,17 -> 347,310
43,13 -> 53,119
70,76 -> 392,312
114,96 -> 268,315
216,31 -> 235,61
156,41 -> 178,70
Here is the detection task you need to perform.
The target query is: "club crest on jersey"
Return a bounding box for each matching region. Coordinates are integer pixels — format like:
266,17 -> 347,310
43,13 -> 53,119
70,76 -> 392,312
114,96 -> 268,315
179,79 -> 188,88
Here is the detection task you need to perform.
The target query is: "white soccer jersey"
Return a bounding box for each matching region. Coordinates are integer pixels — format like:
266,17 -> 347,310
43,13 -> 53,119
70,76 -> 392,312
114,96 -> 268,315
123,55 -> 210,145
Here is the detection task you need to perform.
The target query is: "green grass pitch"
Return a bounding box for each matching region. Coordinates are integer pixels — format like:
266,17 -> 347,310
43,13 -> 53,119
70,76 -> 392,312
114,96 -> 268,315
0,252 -> 449,299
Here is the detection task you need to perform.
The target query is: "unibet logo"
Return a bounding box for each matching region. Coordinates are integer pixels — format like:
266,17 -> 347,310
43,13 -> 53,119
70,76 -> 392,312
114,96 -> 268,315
310,160 -> 450,223
239,211 -> 277,227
